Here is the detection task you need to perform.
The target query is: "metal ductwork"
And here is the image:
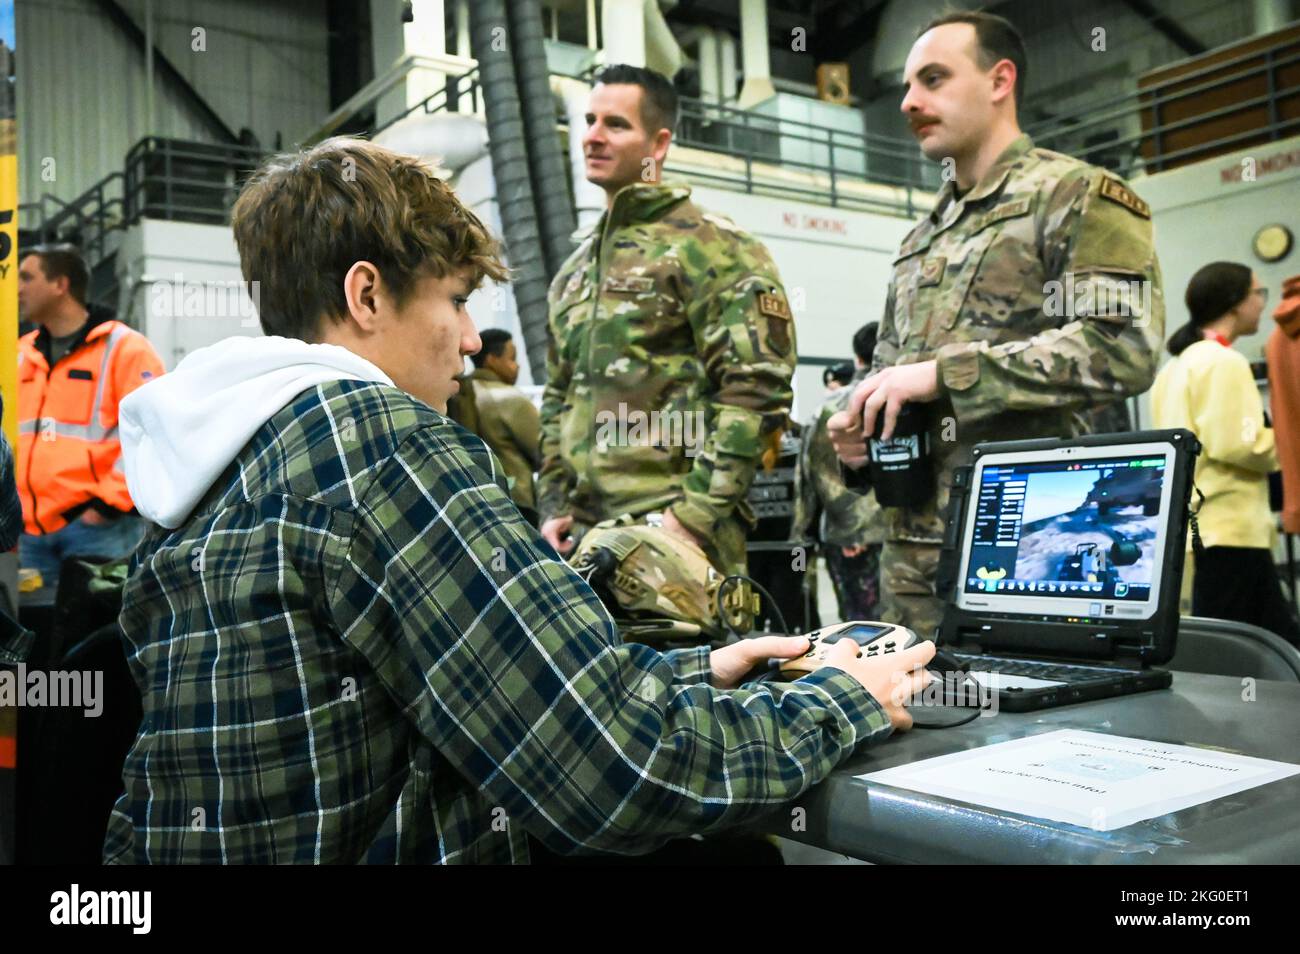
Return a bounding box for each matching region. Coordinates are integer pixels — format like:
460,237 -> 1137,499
601,0 -> 685,77
469,0 -> 552,384
644,0 -> 685,79
507,0 -> 578,280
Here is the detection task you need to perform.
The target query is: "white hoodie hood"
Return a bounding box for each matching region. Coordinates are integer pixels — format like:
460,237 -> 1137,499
120,336 -> 395,529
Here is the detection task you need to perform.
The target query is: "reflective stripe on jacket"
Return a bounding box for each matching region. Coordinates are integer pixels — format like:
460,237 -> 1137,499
17,313 -> 165,535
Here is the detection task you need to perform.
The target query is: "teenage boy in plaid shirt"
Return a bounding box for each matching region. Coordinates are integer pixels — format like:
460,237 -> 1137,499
105,137 -> 935,864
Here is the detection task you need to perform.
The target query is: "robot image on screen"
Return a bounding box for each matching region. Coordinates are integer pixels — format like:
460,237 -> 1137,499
964,457 -> 1166,603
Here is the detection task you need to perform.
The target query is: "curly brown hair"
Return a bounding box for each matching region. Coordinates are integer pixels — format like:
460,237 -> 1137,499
231,136 -> 508,341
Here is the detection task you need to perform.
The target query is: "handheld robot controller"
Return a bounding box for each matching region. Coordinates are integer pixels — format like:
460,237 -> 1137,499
777,620 -> 969,678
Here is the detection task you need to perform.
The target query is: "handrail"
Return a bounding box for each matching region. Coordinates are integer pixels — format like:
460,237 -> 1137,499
307,51 -> 478,145
20,140 -> 268,270
1028,34 -> 1300,174
1031,88 -> 1300,168
677,102 -> 922,165
679,94 -> 912,149
671,94 -> 930,210
1029,42 -> 1300,140
370,68 -> 483,139
1028,48 -> 1300,145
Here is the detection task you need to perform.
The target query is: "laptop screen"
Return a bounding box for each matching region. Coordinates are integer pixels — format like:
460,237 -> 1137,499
955,442 -> 1177,621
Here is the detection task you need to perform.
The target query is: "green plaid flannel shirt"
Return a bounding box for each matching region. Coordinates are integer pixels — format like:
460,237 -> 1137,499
104,379 -> 891,864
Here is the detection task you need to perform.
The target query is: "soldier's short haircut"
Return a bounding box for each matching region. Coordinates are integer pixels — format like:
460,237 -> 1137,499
28,243 -> 90,305
920,10 -> 1027,110
231,136 -> 508,342
472,327 -> 513,368
852,323 -> 878,365
593,63 -> 679,135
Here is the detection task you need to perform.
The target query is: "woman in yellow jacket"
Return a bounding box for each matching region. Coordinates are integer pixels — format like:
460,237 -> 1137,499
1151,261 -> 1299,644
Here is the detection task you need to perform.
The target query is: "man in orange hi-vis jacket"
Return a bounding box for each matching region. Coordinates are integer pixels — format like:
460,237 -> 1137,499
16,243 -> 164,593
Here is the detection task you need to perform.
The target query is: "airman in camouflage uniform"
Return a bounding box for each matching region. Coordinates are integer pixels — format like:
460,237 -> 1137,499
795,371 -> 886,621
539,179 -> 796,578
863,133 -> 1164,636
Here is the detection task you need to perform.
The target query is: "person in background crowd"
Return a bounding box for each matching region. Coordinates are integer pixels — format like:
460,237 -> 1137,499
1152,262 -> 1299,645
1084,391 -> 1133,436
16,244 -> 164,593
444,366 -> 481,437
0,399 -> 21,554
470,328 -> 541,525
823,361 -> 854,392
1266,274 -> 1300,544
797,324 -> 885,622
0,397 -> 25,662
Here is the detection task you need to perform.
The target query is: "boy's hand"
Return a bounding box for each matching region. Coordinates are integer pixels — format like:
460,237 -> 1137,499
710,635 -> 810,688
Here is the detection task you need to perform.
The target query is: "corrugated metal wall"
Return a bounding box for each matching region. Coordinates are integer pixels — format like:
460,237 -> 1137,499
18,0 -> 211,206
17,0 -> 329,207
116,0 -> 330,148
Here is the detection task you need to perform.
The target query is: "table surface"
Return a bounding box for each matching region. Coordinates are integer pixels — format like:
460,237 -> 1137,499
762,672 -> 1300,863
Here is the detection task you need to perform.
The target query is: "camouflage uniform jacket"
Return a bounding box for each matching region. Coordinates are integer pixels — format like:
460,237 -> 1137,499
876,133 -> 1164,543
795,369 -> 885,548
539,180 -> 796,543
471,367 -> 540,512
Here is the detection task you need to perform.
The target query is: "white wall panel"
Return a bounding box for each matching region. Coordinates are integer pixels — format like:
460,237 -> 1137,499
17,0 -> 329,210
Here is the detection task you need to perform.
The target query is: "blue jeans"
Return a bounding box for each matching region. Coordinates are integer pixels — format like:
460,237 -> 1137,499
20,514 -> 144,594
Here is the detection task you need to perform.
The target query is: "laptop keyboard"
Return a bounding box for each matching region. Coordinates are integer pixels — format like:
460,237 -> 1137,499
955,654 -> 1125,684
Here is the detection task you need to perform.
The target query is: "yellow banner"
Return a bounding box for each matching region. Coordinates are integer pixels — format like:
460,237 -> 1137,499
0,0 -> 17,784
0,126 -> 13,770
0,127 -> 13,445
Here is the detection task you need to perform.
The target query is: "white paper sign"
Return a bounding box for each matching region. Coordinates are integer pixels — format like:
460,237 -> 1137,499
859,729 -> 1300,831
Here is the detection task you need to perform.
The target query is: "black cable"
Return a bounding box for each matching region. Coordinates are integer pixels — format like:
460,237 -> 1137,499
913,707 -> 985,729
1188,484 -> 1207,558
717,573 -> 790,639
909,667 -> 990,728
